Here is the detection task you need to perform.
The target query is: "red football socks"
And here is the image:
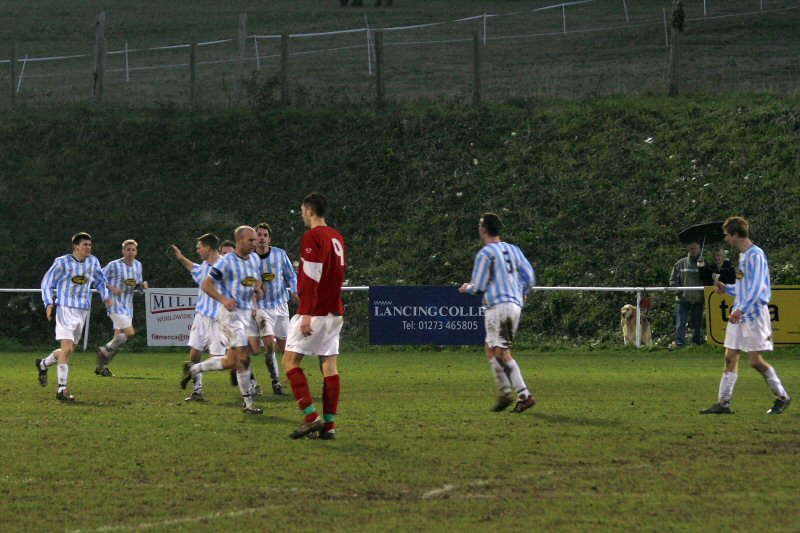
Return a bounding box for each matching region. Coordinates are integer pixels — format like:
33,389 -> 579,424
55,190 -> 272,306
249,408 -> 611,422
323,374 -> 340,431
287,367 -> 317,423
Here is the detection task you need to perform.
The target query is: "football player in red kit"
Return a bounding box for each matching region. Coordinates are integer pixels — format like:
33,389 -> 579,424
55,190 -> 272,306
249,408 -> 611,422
283,193 -> 347,440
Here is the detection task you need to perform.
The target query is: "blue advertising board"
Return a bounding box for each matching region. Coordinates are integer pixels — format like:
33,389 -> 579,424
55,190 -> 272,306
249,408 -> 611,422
369,285 -> 485,345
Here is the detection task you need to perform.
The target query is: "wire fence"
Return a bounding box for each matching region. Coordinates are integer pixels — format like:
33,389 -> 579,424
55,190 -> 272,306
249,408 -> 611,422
1,0 -> 799,106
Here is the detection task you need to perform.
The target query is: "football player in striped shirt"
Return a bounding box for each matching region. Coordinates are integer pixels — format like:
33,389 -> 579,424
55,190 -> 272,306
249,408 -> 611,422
96,239 -> 149,376
283,193 -> 346,440
700,217 -> 791,415
171,233 -> 225,402
251,222 -> 298,396
460,213 -> 537,414
181,226 -> 265,414
37,232 -> 113,401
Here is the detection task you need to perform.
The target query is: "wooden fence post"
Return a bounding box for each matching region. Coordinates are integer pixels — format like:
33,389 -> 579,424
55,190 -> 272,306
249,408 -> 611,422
668,1 -> 685,97
280,33 -> 289,105
9,44 -> 16,105
189,42 -> 198,107
374,31 -> 384,107
92,11 -> 107,103
472,32 -> 481,105
234,13 -> 247,105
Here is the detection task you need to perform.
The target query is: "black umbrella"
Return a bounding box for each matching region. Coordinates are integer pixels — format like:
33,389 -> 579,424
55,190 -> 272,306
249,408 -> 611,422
677,221 -> 725,247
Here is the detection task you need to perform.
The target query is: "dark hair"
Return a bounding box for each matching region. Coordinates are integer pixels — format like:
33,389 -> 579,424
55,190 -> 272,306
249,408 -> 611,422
302,193 -> 327,217
723,216 -> 750,239
196,233 -> 219,250
220,239 -> 236,249
72,232 -> 92,246
480,213 -> 503,237
255,222 -> 272,237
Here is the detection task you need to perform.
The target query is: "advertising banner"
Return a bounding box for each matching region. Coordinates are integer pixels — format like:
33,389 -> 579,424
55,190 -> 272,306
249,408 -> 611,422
369,285 -> 485,345
145,288 -> 197,346
705,285 -> 800,345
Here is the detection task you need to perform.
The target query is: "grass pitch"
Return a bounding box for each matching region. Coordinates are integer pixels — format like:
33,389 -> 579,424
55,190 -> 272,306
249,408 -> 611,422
1,347 -> 798,532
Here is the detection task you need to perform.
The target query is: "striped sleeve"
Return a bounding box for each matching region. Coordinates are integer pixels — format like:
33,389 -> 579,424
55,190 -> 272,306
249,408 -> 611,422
190,263 -> 203,285
92,259 -> 111,300
41,258 -> 62,306
734,252 -> 766,317
468,250 -> 491,295
282,250 -> 298,293
516,247 -> 536,294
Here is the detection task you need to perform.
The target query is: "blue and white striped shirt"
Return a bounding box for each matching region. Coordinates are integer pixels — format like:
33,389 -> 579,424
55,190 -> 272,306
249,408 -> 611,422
466,242 -> 536,307
208,252 -> 262,310
103,258 -> 143,317
192,258 -> 222,319
725,245 -> 771,322
41,254 -> 110,310
256,247 -> 297,310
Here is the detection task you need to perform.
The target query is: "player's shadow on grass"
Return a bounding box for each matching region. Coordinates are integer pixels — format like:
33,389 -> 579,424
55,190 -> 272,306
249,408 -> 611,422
63,400 -> 117,408
531,412 -> 623,428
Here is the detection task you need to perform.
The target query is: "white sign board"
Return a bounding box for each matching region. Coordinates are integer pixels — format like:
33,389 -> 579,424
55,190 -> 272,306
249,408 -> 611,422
144,288 -> 197,346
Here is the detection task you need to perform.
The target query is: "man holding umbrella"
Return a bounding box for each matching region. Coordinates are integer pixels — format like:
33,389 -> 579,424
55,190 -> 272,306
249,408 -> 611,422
669,240 -> 705,347
670,221 -> 725,347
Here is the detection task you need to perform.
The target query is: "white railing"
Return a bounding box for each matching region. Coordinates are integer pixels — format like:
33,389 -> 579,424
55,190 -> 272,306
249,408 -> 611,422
0,285 -> 700,349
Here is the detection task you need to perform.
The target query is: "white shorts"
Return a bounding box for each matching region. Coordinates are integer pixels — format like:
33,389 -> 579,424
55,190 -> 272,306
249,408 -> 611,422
217,308 -> 259,348
109,312 -> 133,330
55,306 -> 88,344
724,304 -> 773,353
484,302 -> 522,349
286,314 -> 343,356
256,306 -> 290,339
188,313 -> 227,356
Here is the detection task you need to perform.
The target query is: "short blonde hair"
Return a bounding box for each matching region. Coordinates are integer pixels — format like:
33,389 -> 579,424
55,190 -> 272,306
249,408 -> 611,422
122,239 -> 138,249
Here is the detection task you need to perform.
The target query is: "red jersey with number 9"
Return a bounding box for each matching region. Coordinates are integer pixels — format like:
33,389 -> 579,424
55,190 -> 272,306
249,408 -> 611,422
297,225 -> 346,316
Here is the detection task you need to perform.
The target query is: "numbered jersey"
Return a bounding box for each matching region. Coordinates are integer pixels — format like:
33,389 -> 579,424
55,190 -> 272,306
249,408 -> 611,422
297,225 -> 346,316
468,241 -> 535,308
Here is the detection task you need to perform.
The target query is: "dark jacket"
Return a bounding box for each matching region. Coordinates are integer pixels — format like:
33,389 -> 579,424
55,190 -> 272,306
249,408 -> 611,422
699,260 -> 736,286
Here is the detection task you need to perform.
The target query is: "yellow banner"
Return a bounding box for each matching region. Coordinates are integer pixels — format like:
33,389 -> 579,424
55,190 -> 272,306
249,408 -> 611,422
705,285 -> 800,345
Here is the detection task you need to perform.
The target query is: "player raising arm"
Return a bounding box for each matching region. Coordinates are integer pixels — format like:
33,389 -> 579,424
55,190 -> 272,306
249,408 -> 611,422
180,226 -> 265,414
171,234 -> 226,402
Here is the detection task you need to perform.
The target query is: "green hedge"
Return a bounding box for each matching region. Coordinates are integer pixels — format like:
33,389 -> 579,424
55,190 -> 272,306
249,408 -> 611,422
2,96 -> 798,346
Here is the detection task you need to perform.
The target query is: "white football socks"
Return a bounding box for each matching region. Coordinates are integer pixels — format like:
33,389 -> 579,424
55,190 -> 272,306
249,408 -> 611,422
57,364 -> 69,391
193,372 -> 204,392
762,367 -> 789,399
192,356 -> 225,375
505,359 -> 530,398
267,350 -> 280,382
489,358 -> 512,395
718,371 -> 738,406
238,370 -> 254,407
42,352 -> 58,369
105,333 -> 128,351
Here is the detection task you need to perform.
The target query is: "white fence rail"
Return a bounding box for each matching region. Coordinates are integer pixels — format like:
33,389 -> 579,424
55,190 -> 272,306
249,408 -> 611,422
1,285 -> 702,349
